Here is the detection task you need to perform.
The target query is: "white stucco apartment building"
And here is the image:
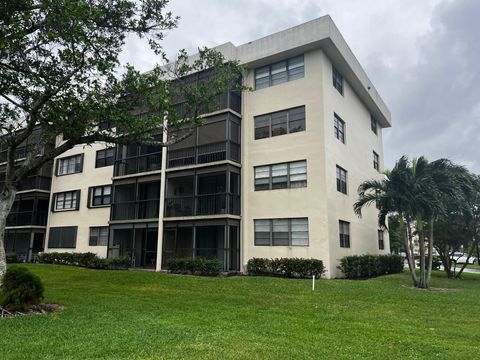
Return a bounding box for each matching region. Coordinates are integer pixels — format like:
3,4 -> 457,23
43,15 -> 391,278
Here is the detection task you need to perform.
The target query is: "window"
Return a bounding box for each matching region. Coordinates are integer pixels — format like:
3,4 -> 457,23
333,66 -> 343,94
339,220 -> 350,248
334,113 -> 345,143
254,160 -> 307,191
371,114 -> 378,134
90,185 -> 112,207
255,55 -> 304,90
254,106 -> 305,140
48,226 -> 77,248
373,151 -> 380,171
57,154 -> 83,175
53,190 -> 80,211
378,230 -> 385,250
89,227 -> 108,246
95,148 -> 115,168
336,166 -> 347,194
254,218 -> 309,246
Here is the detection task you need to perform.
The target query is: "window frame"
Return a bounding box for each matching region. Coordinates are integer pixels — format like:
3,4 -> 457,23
56,154 -> 84,176
254,160 -> 307,191
95,147 -> 115,168
254,106 -> 306,140
332,66 -> 344,95
254,55 -> 305,90
339,220 -> 350,248
378,229 -> 385,250
336,165 -> 348,194
254,218 -> 309,246
52,190 -> 80,212
334,113 -> 346,143
89,185 -> 112,208
373,151 -> 380,171
89,226 -> 109,246
48,226 -> 78,249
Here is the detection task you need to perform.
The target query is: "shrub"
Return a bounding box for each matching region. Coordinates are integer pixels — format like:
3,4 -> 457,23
247,258 -> 325,278
6,253 -> 21,264
339,254 -> 404,279
166,257 -> 223,276
37,252 -> 130,270
0,267 -> 44,312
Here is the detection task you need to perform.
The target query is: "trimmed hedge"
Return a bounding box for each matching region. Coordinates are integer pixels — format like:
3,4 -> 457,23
0,267 -> 44,312
37,252 -> 130,270
339,254 -> 403,279
6,252 -> 21,264
247,258 -> 325,278
166,257 -> 223,276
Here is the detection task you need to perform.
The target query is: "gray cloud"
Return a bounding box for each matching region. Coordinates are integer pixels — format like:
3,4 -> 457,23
119,0 -> 480,173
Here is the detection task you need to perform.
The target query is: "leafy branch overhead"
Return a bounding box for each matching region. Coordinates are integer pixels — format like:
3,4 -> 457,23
0,0 -> 246,187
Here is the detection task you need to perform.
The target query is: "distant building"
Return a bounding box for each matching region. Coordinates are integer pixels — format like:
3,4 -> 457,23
41,16 -> 391,278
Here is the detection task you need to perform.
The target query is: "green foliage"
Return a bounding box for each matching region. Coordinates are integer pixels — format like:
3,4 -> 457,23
166,257 -> 223,276
247,258 -> 325,278
0,267 -> 44,312
387,214 -> 404,253
5,252 -> 20,263
37,252 -> 129,270
1,264 -> 480,359
339,254 -> 404,279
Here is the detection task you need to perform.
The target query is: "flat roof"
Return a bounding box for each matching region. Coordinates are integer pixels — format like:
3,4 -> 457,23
181,16 -> 391,127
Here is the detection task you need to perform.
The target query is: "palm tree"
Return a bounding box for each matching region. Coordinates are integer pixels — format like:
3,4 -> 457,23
354,156 -> 473,289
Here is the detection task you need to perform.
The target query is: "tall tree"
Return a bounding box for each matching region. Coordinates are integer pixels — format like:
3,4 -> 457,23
0,0 -> 245,282
354,156 -> 472,288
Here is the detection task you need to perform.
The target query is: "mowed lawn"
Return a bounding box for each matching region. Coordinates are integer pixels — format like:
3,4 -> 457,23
1,265 -> 480,359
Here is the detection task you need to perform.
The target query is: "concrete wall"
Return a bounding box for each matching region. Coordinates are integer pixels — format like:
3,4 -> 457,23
320,52 -> 390,277
45,140 -> 112,257
241,49 -> 332,275
241,49 -> 389,278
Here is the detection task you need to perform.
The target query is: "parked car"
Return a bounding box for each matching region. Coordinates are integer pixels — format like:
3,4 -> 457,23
452,253 -> 477,265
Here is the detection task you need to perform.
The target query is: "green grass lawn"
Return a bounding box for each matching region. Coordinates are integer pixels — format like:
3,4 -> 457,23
1,265 -> 480,359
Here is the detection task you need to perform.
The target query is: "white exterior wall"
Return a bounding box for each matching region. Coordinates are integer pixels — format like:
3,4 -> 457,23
45,140 -> 112,257
242,49 -> 332,275
320,52 -> 390,277
241,49 -> 389,278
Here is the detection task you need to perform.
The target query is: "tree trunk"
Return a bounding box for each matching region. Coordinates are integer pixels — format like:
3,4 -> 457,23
403,221 -> 418,286
426,219 -> 434,287
0,187 -> 17,285
417,216 -> 427,288
455,241 -> 476,279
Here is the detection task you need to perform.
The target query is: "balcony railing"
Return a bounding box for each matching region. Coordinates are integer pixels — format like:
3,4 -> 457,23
167,141 -> 240,168
6,211 -> 48,227
114,152 -> 162,177
165,193 -> 240,217
111,199 -> 159,221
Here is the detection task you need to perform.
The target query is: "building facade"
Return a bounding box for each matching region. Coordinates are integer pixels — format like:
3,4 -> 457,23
41,16 -> 391,278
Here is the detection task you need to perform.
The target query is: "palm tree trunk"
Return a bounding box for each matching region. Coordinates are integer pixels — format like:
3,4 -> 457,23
403,221 -> 418,286
0,187 -> 17,285
426,219 -> 434,287
417,216 -> 427,288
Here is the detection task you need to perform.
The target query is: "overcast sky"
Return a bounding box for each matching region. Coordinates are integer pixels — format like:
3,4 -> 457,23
120,0 -> 480,173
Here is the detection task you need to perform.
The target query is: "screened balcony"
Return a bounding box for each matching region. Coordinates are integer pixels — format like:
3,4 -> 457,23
164,167 -> 240,217
111,180 -> 160,221
6,194 -> 49,227
114,140 -> 162,177
167,113 -> 241,168
162,221 -> 240,271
